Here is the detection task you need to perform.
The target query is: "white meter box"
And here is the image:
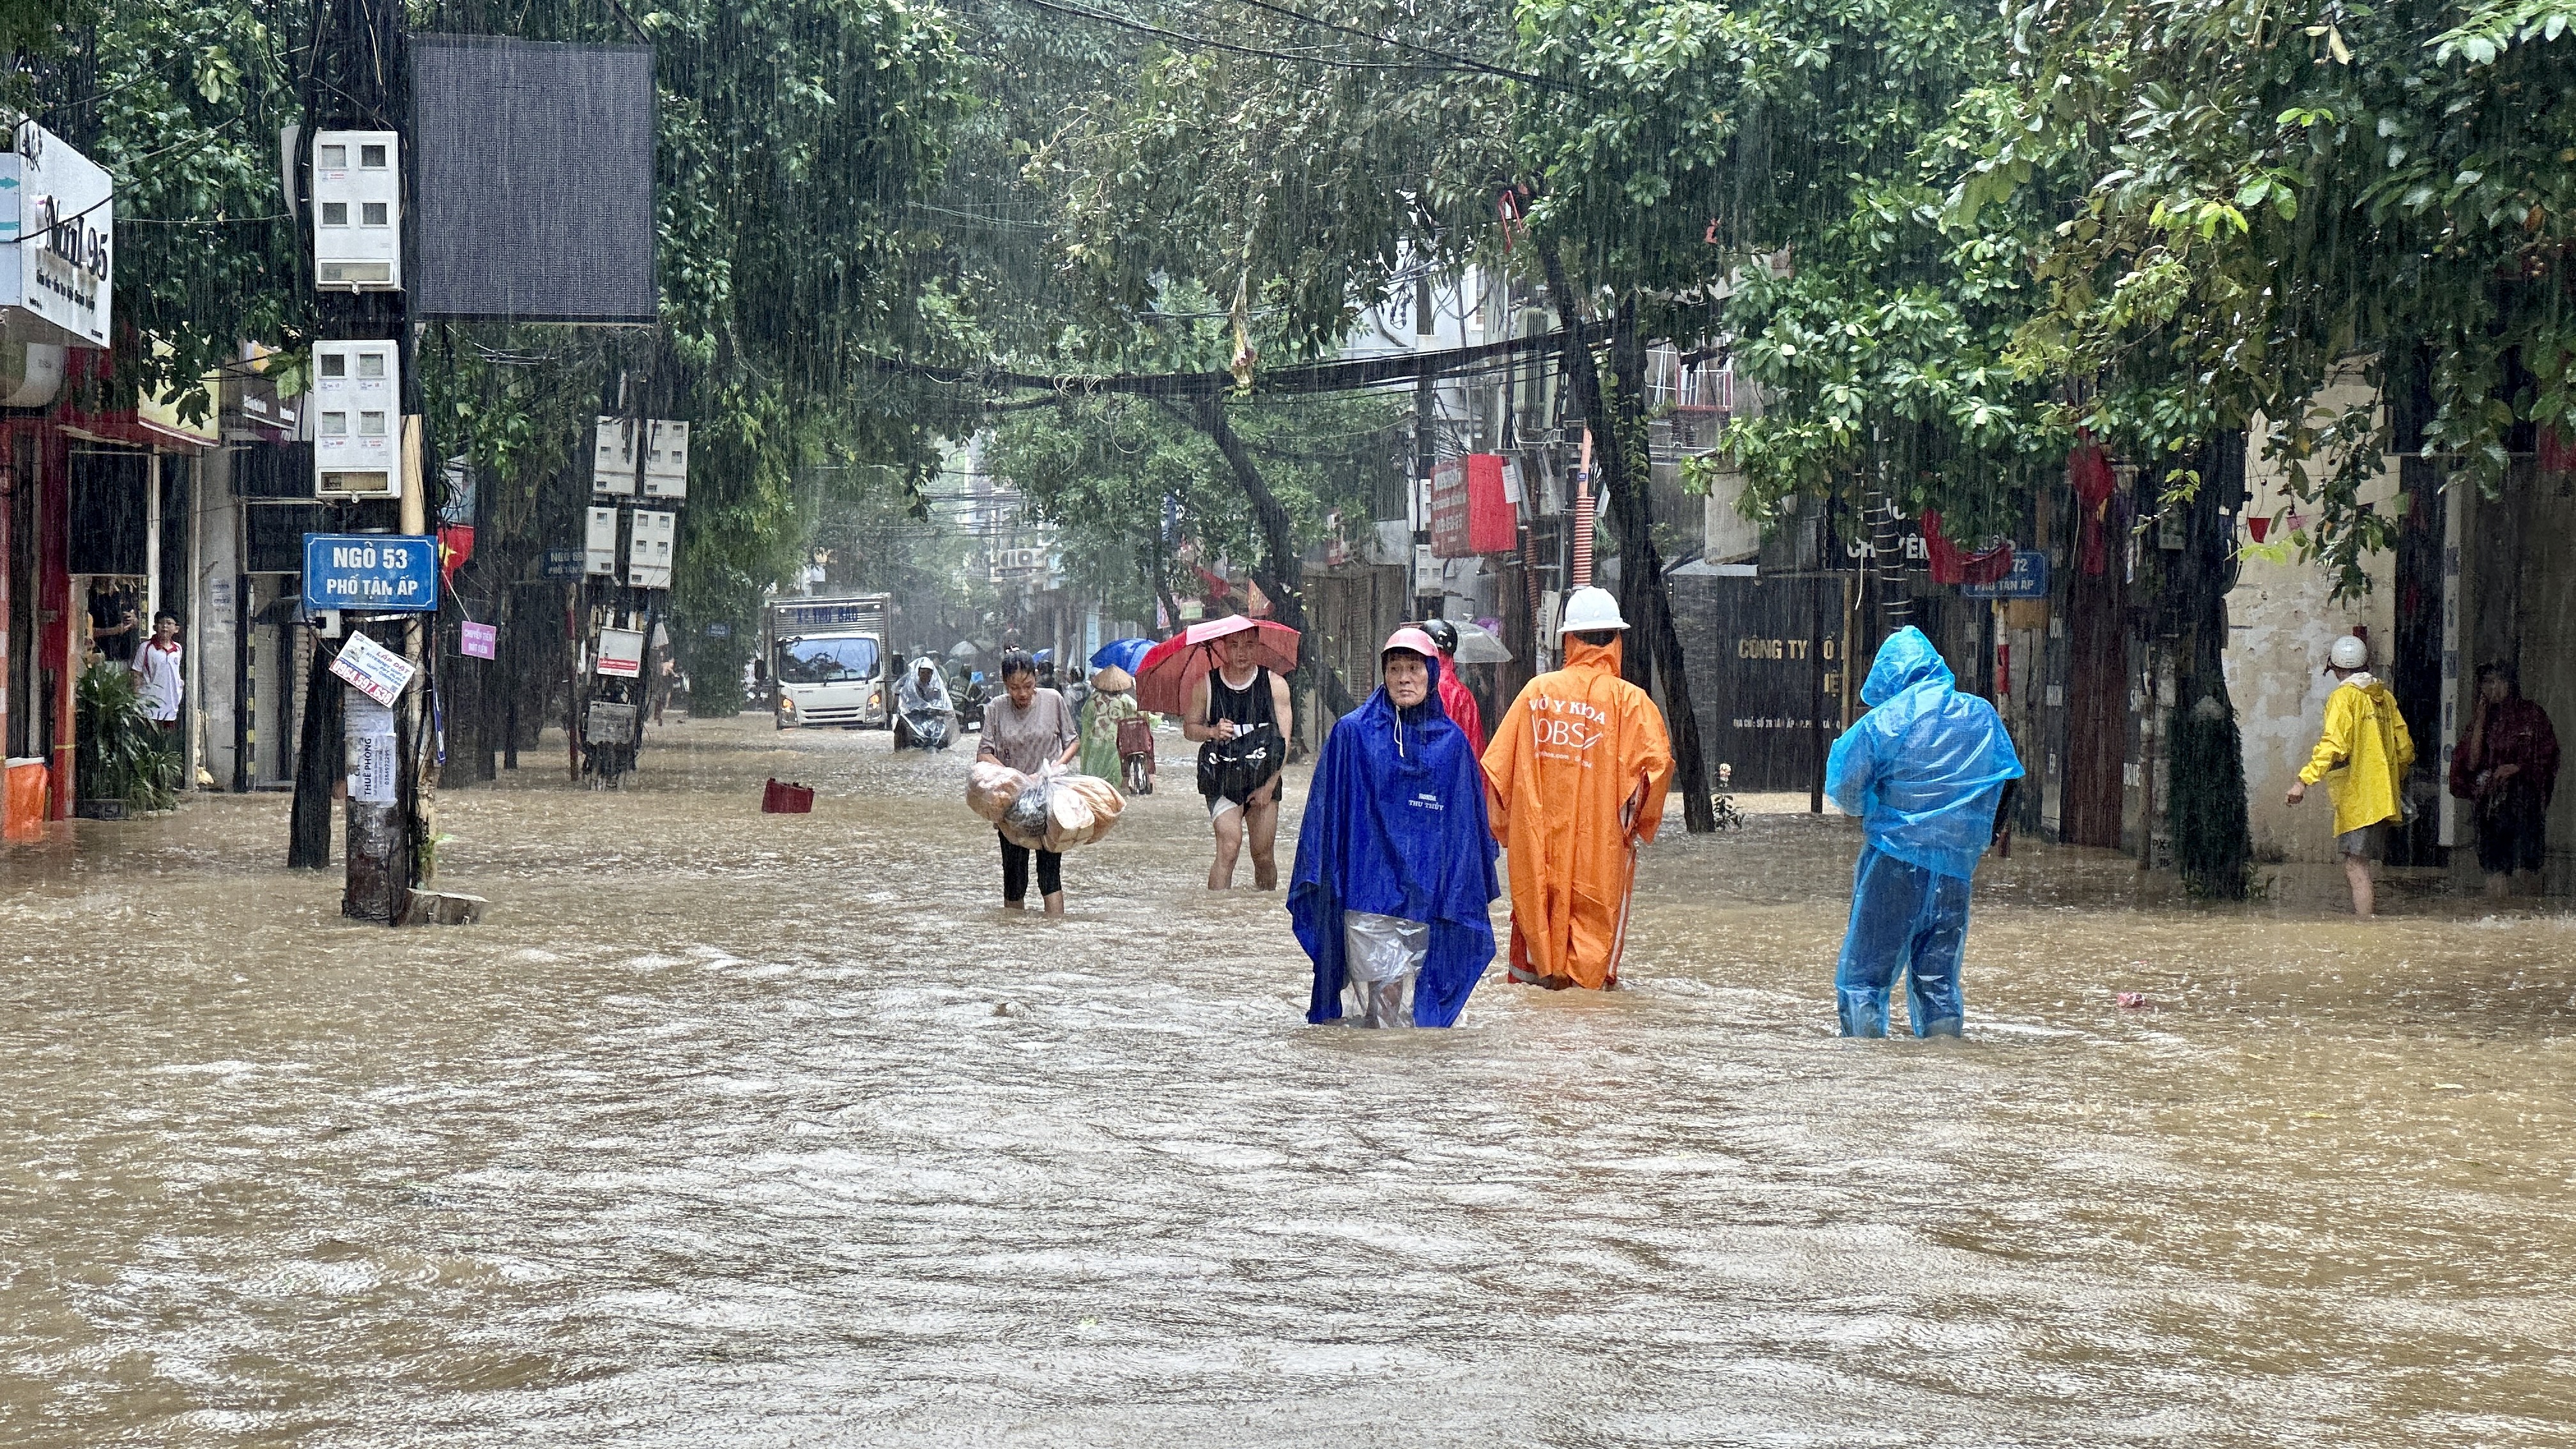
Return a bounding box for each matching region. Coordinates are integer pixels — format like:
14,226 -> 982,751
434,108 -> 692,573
583,505 -> 619,576
641,420 -> 689,500
312,341 -> 402,498
627,508 -> 675,588
592,415 -> 638,496
312,130 -> 401,291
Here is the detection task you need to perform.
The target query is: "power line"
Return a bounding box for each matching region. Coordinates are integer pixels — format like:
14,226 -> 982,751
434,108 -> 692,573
859,321 -> 1604,401
1006,0 -> 1495,77
1204,0 -> 1576,92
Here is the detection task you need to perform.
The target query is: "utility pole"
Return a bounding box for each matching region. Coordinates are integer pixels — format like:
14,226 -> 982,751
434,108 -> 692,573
284,0 -> 419,919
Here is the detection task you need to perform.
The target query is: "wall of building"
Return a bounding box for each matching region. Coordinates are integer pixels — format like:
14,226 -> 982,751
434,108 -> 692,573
195,453 -> 241,790
2224,383 -> 2402,863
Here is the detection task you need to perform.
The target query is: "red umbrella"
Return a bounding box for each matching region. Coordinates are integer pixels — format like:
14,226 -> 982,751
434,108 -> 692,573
1134,615 -> 1300,716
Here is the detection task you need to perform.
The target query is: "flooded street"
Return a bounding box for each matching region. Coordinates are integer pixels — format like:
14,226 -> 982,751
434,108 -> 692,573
5,714 -> 2573,1446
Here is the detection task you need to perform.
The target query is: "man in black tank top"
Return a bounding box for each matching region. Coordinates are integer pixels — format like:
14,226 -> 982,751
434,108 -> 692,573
1185,627 -> 1294,889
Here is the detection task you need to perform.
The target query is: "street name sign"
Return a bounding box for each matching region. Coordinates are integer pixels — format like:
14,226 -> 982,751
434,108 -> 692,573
303,533 -> 440,613
1959,550 -> 2050,600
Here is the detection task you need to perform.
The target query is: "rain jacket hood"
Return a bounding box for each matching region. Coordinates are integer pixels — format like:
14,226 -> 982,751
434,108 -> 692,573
1827,627 -> 2024,881
2299,673 -> 2415,835
897,664 -> 953,712
1436,650 -> 1486,757
1479,634 -> 1675,989
1290,652 -> 1499,1026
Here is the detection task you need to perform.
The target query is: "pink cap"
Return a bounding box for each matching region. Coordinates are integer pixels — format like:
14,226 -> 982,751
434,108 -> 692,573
1382,626 -> 1438,659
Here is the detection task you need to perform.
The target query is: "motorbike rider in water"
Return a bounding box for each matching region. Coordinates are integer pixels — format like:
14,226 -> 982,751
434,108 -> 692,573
894,656 -> 957,751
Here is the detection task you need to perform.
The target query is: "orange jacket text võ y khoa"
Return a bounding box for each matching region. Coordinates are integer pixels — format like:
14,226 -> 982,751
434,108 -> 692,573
1478,634 -> 1674,989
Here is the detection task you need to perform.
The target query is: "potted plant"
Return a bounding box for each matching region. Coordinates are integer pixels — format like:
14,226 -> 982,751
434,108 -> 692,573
73,661 -> 180,818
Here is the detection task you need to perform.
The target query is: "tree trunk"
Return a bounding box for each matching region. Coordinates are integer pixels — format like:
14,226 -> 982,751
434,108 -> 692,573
1538,245 -> 1718,834
2165,433 -> 2251,898
1188,395 -> 1358,722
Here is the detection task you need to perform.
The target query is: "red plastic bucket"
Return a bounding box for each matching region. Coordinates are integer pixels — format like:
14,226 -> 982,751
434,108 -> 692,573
761,778 -> 815,814
4,758 -> 47,840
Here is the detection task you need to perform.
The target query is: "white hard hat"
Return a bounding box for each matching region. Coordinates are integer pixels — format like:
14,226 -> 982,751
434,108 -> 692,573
1559,586 -> 1629,635
2327,634 -> 2369,671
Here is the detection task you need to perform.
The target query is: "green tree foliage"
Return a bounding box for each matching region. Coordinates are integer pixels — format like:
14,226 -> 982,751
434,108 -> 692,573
43,0 -> 304,421
1978,0 -> 2576,596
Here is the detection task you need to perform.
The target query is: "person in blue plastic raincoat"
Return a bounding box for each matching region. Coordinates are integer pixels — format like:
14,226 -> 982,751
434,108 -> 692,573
1288,627 -> 1500,1027
1825,626 -> 2024,1038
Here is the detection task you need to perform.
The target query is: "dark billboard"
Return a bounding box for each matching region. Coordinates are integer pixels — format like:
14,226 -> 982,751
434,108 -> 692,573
409,35 -> 657,322
1673,573 -> 1848,795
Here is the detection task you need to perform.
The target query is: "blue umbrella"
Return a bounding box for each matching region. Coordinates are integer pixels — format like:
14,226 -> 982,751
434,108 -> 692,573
1089,636 -> 1154,675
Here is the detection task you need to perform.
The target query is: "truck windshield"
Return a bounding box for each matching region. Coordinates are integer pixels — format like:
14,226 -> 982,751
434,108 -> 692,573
778,636 -> 879,684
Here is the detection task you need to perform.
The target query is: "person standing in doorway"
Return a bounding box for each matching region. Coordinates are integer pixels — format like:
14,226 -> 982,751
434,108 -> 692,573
1185,626 -> 1291,890
2450,662 -> 2558,898
1479,586 -> 1673,990
130,611 -> 184,737
977,649 -> 1080,915
1825,626 -> 2024,1038
2287,633 -> 2414,919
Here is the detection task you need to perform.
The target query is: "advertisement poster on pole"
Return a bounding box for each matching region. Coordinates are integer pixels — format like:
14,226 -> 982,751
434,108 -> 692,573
330,630 -> 420,708
460,621 -> 498,659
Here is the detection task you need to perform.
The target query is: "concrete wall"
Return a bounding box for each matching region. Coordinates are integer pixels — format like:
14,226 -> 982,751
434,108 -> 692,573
2224,383 -> 2402,863
194,452 -> 240,790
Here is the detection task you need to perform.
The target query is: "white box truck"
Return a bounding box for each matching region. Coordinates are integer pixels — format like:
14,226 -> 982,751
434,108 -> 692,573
763,594 -> 893,730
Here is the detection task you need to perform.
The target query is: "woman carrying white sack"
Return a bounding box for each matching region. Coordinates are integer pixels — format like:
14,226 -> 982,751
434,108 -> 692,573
976,648 -> 1080,914
1287,627 -> 1500,1028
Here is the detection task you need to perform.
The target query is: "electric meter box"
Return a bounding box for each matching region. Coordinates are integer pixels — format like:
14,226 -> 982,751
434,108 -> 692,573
584,505 -> 620,576
592,415 -> 639,496
641,420 -> 689,500
627,508 -> 675,588
311,340 -> 403,498
312,130 -> 402,292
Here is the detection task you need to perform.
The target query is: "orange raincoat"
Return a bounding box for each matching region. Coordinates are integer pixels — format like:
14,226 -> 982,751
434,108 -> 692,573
1479,635 -> 1675,988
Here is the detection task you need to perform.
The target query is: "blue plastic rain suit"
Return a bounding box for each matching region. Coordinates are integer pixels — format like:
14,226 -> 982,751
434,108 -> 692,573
1289,654 -> 1500,1027
1824,627 -> 2024,1038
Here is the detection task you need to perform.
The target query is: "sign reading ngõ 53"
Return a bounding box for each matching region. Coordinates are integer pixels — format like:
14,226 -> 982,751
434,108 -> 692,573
302,533 -> 440,613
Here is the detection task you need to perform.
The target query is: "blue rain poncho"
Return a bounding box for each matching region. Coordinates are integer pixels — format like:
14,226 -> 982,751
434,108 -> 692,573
1289,654 -> 1500,1026
1825,627 -> 2025,881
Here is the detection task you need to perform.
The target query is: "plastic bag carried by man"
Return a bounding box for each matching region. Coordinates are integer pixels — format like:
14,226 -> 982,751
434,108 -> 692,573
1825,626 -> 2023,1038
1289,627 -> 1499,1027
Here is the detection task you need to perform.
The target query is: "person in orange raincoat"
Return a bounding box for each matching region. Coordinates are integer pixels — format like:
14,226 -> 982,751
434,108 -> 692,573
1480,586 -> 1675,989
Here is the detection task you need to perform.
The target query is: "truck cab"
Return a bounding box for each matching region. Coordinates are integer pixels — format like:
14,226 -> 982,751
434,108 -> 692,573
765,595 -> 893,730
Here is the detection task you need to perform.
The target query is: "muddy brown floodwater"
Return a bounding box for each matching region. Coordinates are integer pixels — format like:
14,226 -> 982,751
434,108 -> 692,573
4,712 -> 2573,1446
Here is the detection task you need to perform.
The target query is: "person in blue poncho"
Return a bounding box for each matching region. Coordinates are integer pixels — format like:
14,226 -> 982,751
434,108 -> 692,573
1289,627 -> 1501,1027
1825,626 -> 2025,1038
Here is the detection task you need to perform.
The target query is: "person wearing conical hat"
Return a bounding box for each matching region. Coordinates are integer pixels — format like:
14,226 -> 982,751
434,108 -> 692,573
1479,587 -> 1674,990
1077,664 -> 1141,781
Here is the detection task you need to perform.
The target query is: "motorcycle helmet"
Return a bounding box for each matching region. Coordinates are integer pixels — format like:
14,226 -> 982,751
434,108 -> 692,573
1421,618 -> 1459,655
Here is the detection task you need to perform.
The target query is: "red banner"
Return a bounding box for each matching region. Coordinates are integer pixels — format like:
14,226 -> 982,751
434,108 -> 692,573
1429,454 -> 1515,558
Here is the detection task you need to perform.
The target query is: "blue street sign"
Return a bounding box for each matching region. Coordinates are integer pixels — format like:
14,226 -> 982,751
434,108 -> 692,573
539,547 -> 585,580
302,533 -> 440,613
1960,549 -> 2050,600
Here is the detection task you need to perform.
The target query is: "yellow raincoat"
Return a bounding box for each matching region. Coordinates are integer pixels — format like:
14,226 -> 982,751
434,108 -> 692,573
2299,673 -> 2415,836
1480,634 -> 1674,989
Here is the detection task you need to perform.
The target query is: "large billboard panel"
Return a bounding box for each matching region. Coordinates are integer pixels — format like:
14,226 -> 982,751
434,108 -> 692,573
410,35 -> 656,322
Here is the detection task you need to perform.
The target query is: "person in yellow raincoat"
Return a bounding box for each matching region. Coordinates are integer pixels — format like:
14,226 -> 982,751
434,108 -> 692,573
2287,633 -> 2414,919
1480,586 -> 1675,989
